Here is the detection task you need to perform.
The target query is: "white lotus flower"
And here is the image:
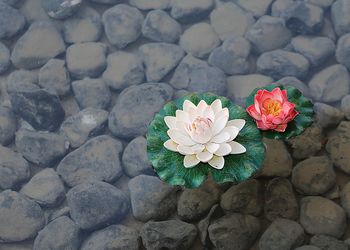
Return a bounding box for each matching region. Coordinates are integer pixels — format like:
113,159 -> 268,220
164,99 -> 247,169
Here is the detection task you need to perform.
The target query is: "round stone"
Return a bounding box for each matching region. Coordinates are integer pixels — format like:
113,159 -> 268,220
0,42 -> 10,74
0,106 -> 16,145
41,0 -> 82,19
171,0 -> 214,24
0,2 -> 25,39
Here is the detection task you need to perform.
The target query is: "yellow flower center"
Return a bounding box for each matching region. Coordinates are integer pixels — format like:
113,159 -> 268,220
263,99 -> 282,116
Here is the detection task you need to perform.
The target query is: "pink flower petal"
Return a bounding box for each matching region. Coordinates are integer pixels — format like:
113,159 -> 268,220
211,108 -> 229,135
227,119 -> 246,131
275,124 -> 288,132
211,99 -> 222,114
184,154 -> 200,168
168,129 -> 196,146
271,87 -> 283,102
164,139 -> 178,152
203,106 -> 215,121
229,141 -> 246,154
281,89 -> 288,102
176,110 -> 191,123
196,151 -> 213,163
164,116 -> 176,129
183,100 -> 196,112
196,100 -> 208,116
247,105 -> 261,120
215,143 -> 232,156
208,156 -> 225,169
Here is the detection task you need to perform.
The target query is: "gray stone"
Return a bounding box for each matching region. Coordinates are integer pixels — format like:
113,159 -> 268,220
292,156 -> 336,195
314,103 -> 344,128
331,0 -> 350,36
282,2 -> 324,35
67,181 -> 129,230
276,77 -> 310,97
174,89 -> 190,99
16,129 -> 68,166
89,0 -> 121,4
259,219 -> 305,250
208,36 -> 250,75
295,247 -> 321,250
141,220 -> 197,250
63,6 -> 102,43
66,42 -> 107,79
0,106 -> 16,145
210,3 -> 255,41
108,83 -> 173,138
0,0 -> 22,7
220,179 -> 263,216
0,42 -> 10,74
170,55 -> 227,95
20,0 -> 50,23
264,178 -> 298,221
271,0 -> 293,17
81,225 -> 140,250
20,169 -> 65,207
208,213 -> 261,250
41,0 -> 81,19
60,108 -> 108,148
260,138 -> 293,177
305,0 -> 335,8
142,10 -> 182,43
7,69 -> 38,87
39,59 -> 70,96
300,196 -> 346,238
257,49 -> 310,80
0,190 -> 45,242
0,2 -> 25,39
320,17 -> 337,41
171,0 -> 214,24
336,33 -> 350,71
197,204 -> 220,245
122,136 -> 154,177
102,4 -> 144,48
128,175 -> 177,221
11,21 -> 65,70
10,89 -> 65,132
47,207 -> 70,223
227,74 -> 273,106
341,95 -> 350,120
291,36 -> 335,67
246,15 -> 292,54
0,145 -> 29,190
57,135 -> 123,187
235,0 -> 273,17
139,43 -> 185,82
340,181 -> 350,217
33,216 -> 80,250
102,51 -> 144,90
310,235 -> 348,250
180,23 -> 220,59
72,78 -> 111,110
130,0 -> 170,10
178,180 -> 221,221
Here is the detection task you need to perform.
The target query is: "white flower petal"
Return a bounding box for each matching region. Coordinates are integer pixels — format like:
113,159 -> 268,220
211,132 -> 230,144
211,108 -> 229,135
196,151 -> 213,162
196,100 -> 208,116
164,116 -> 176,129
175,120 -> 188,134
164,139 -> 178,152
215,143 -> 232,156
208,156 -> 225,169
177,145 -> 194,155
191,144 -> 205,154
206,142 -> 220,154
203,106 -> 215,121
176,110 -> 190,123
221,126 -> 239,141
227,119 -> 246,131
168,129 -> 195,146
183,100 -> 196,112
184,154 -> 200,168
229,141 -> 246,154
190,132 -> 212,144
211,99 -> 222,114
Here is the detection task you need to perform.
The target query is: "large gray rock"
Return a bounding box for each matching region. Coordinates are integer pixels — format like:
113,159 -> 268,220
0,190 -> 45,242
170,55 -> 227,95
108,83 -> 173,138
0,106 -> 16,145
271,0 -> 293,17
341,181 -> 350,218
257,49 -> 310,80
142,10 -> 182,43
66,181 -> 129,230
128,175 -> 177,221
66,42 -> 107,79
102,4 -> 144,48
171,0 -> 214,24
40,0 -> 81,19
276,76 -> 310,97
57,135 -> 123,187
81,225 -> 140,250
208,213 -> 261,250
20,168 -> 65,207
33,216 -> 81,250
310,235 -> 348,250
309,64 -> 350,103
0,145 -> 30,190
72,78 -> 111,110
341,95 -> 350,120
305,0 -> 335,8
314,102 -> 344,128
336,33 -> 350,70
210,3 -> 255,41
130,0 -> 170,10
11,21 -> 65,69
102,51 -> 144,90
208,36 -> 251,75
7,69 -> 38,87
0,2 -> 25,39
300,196 -> 346,238
292,156 -> 336,195
246,15 -> 292,54
235,0 -> 274,17
259,219 -> 305,250
141,220 -> 197,250
331,0 -> 350,36
63,6 -> 102,43
60,108 -> 108,148
0,42 -> 10,74
15,129 -> 68,166
295,246 -> 321,250
90,0 -> 121,4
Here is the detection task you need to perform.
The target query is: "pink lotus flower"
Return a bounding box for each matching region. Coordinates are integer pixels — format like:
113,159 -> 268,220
246,87 -> 299,132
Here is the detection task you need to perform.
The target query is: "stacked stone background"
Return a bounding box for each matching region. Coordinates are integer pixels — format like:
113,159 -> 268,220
1,0 -> 350,249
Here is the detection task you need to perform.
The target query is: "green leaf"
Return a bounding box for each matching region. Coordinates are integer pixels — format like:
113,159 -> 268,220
147,93 -> 266,188
245,84 -> 314,140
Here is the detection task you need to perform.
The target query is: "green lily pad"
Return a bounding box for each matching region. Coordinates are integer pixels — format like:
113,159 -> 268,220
147,93 -> 266,188
245,84 -> 314,140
